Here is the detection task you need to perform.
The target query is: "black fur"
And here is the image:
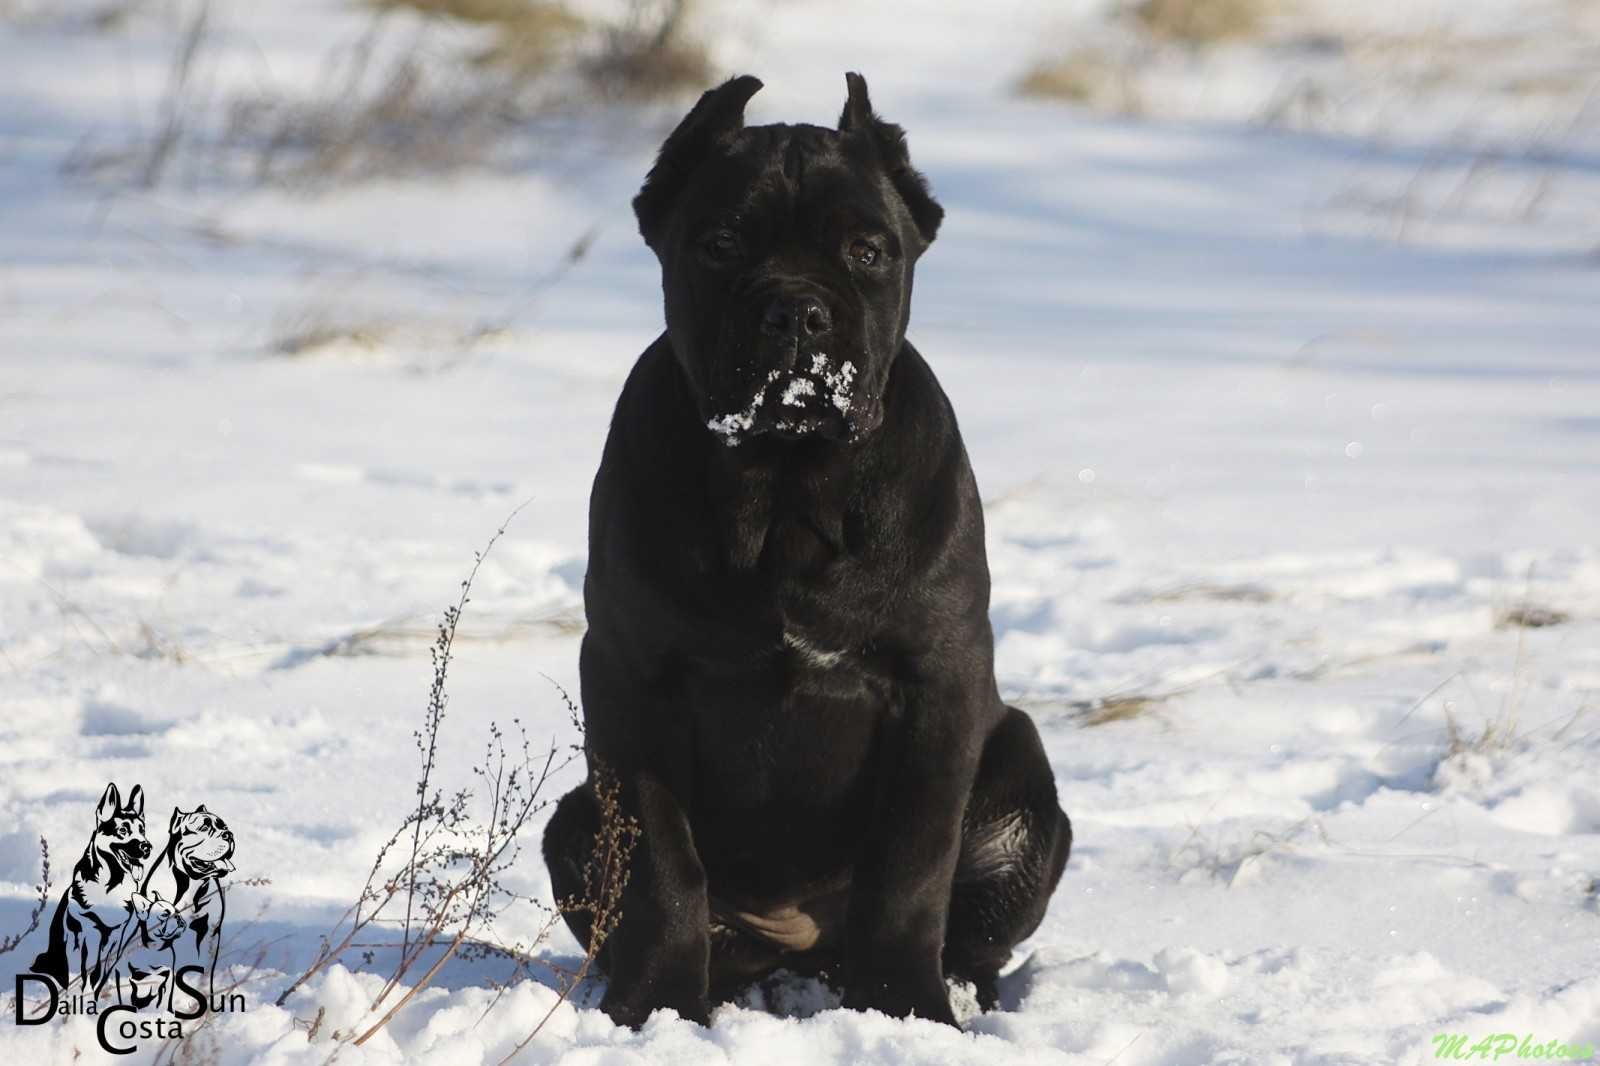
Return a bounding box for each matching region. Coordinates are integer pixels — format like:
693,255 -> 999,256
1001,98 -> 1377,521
546,73 -> 1070,1029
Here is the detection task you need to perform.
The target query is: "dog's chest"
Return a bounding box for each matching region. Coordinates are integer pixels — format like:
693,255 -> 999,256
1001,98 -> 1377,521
687,611 -> 893,828
691,452 -> 899,814
709,447 -> 857,572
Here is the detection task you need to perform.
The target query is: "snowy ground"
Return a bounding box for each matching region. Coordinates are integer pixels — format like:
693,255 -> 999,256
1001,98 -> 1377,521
2,1 -> 1599,1063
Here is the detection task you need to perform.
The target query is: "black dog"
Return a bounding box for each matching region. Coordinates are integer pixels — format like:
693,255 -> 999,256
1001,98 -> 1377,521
544,73 -> 1071,1028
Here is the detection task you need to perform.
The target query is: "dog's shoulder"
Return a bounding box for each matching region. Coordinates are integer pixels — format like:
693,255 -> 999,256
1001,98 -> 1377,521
591,334 -> 704,529
863,341 -> 967,478
884,341 -> 955,425
608,334 -> 695,446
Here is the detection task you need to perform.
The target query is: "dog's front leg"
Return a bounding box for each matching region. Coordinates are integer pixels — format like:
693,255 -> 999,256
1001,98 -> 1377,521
88,923 -> 121,996
579,632 -> 711,1027
599,770 -> 710,1027
843,674 -> 990,1027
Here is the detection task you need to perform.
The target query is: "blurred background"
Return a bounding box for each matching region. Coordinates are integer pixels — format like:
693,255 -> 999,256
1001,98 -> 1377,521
2,5 -> 1598,1062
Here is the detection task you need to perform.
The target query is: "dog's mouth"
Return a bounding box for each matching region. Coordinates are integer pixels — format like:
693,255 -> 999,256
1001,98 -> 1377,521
183,854 -> 235,878
705,354 -> 860,447
114,839 -> 152,864
178,830 -> 234,874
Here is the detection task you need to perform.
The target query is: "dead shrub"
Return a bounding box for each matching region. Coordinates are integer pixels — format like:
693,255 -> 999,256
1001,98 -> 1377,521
62,0 -> 711,191
1016,46 -> 1144,113
1495,604 -> 1570,630
274,509 -> 634,1053
1081,693 -> 1166,727
370,0 -> 587,73
1134,0 -> 1275,46
0,838 -> 50,958
582,0 -> 710,101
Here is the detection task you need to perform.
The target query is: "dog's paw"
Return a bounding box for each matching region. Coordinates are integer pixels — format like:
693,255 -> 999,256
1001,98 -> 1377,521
600,988 -> 711,1030
842,970 -> 958,1027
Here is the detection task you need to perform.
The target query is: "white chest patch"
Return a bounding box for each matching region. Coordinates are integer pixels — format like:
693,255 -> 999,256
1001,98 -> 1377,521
783,630 -> 846,668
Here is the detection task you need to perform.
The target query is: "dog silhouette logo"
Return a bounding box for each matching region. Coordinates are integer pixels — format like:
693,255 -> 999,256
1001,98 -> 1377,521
13,782 -> 243,1052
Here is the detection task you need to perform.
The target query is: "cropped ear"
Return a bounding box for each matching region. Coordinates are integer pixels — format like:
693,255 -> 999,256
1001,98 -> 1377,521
170,806 -> 186,832
97,783 -> 121,824
838,70 -> 875,132
634,75 -> 764,251
838,72 -> 943,246
126,784 -> 145,817
195,804 -> 209,814
128,892 -> 152,916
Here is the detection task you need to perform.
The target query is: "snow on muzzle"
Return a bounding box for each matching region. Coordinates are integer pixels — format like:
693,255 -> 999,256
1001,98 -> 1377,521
705,353 -> 859,447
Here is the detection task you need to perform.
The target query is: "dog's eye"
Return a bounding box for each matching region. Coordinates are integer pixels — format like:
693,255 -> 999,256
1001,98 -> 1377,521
848,239 -> 881,267
703,228 -> 739,262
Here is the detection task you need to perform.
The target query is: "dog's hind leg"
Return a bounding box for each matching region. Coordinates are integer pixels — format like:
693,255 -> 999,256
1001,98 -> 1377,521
542,784 -> 611,971
942,705 -> 1071,1012
28,895 -> 72,989
546,782 -> 801,1007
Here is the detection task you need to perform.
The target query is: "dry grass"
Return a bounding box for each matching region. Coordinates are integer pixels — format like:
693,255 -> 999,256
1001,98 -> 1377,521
1080,693 -> 1167,727
1444,598 -> 1538,757
1016,691 -> 1171,728
370,0 -> 709,98
581,0 -> 710,101
1016,0 -> 1284,108
373,0 -> 567,23
271,320 -> 393,359
219,30 -> 530,189
370,0 -> 587,72
270,607 -> 587,670
63,0 -> 711,191
1495,604 -> 1570,630
1016,46 -> 1142,112
0,0 -> 143,29
1133,0 -> 1276,46
1142,582 -> 1274,605
1173,815 -> 1327,887
1443,702 -> 1519,757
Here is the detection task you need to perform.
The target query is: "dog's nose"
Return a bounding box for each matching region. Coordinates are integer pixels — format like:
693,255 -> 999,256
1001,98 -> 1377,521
762,296 -> 832,339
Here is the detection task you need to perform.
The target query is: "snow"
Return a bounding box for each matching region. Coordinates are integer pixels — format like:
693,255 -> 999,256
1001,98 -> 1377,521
818,358 -> 855,417
706,368 -> 782,446
3,0 -> 1599,1064
780,377 -> 815,407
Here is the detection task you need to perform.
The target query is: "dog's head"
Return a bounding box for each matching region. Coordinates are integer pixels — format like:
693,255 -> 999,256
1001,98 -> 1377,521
164,804 -> 235,880
93,782 -> 151,872
127,891 -> 186,945
635,72 -> 943,448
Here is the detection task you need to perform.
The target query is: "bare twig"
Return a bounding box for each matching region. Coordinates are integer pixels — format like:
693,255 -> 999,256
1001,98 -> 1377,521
497,765 -> 637,1065
0,837 -> 50,957
275,500 -> 625,1059
386,500 -> 528,1004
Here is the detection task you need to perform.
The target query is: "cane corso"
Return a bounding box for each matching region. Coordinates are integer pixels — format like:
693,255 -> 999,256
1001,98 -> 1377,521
544,73 -> 1071,1028
143,804 -> 235,1002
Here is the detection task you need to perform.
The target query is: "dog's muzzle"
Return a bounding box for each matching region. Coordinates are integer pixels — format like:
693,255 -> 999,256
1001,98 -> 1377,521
705,352 -> 860,447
